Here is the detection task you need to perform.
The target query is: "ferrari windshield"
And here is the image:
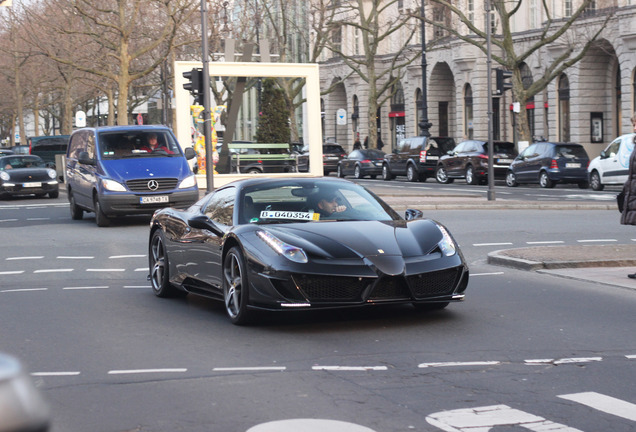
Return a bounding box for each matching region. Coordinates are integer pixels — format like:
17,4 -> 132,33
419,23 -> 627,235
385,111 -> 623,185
239,179 -> 401,224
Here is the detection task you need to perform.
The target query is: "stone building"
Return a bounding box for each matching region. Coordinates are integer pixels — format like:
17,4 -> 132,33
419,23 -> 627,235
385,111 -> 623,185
317,0 -> 636,158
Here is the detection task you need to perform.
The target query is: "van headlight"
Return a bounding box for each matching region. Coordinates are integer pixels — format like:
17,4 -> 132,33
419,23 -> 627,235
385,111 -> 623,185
178,175 -> 197,189
102,178 -> 126,192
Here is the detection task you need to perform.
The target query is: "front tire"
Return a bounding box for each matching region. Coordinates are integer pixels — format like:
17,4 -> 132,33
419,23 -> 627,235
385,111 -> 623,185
465,165 -> 478,185
505,171 -> 518,187
435,165 -> 453,184
149,230 -> 181,297
337,165 -> 345,178
590,171 -> 604,191
49,191 -> 59,199
354,165 -> 362,179
223,247 -> 252,325
94,196 -> 111,227
539,171 -> 554,188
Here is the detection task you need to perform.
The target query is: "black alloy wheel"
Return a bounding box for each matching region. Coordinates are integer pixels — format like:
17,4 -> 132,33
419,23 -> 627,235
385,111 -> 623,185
149,230 -> 181,297
223,247 -> 252,325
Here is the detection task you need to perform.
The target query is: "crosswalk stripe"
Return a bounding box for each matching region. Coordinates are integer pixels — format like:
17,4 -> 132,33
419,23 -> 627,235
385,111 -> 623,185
558,392 -> 636,421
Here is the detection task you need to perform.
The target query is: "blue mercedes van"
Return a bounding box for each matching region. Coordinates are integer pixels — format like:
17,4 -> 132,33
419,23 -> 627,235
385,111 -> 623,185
66,125 -> 199,227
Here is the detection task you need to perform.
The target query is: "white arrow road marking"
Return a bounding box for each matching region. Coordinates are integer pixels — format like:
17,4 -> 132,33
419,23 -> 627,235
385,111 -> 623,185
558,392 -> 636,421
426,404 -> 583,432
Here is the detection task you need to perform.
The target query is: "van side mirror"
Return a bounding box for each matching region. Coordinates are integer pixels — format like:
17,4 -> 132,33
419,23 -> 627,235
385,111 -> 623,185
184,147 -> 196,160
78,151 -> 95,165
599,150 -> 607,159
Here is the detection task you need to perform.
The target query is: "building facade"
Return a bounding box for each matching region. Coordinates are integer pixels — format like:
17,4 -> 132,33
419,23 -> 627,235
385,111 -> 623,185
317,0 -> 636,158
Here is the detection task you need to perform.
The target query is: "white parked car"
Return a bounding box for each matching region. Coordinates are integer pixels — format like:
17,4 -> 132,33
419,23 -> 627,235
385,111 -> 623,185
588,133 -> 635,191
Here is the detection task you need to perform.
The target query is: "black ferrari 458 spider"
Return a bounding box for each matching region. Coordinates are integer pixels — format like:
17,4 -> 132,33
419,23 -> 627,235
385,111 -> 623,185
148,177 -> 469,324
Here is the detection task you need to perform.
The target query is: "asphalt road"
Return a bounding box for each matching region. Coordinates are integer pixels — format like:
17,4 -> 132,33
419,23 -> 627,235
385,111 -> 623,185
0,194 -> 634,432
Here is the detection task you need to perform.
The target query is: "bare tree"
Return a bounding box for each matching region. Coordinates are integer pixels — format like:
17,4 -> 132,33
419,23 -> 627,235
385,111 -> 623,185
319,0 -> 420,149
423,0 -> 615,142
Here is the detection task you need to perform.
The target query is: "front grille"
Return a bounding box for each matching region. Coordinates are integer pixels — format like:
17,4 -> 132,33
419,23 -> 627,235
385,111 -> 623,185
294,275 -> 369,302
126,178 -> 178,192
368,277 -> 410,300
408,268 -> 460,299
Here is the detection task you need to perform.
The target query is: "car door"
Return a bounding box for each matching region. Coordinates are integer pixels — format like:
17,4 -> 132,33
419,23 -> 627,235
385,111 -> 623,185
392,138 -> 411,175
445,141 -> 469,177
342,150 -> 360,175
513,144 -> 538,182
71,131 -> 97,208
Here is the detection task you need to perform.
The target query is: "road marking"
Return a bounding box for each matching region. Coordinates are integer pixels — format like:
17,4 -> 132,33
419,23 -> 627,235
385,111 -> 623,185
473,242 -> 514,247
526,241 -> 565,245
558,392 -> 636,421
426,404 -> 583,432
34,269 -> 73,273
26,218 -> 50,221
419,361 -> 501,368
213,366 -> 287,372
57,256 -> 94,259
63,286 -> 109,290
524,357 -> 602,365
86,268 -> 126,272
134,268 -> 147,272
110,255 -> 146,259
577,239 -> 617,243
471,272 -> 504,276
31,371 -> 81,377
312,366 -> 388,371
6,256 -> 44,260
0,271 -> 25,275
108,368 -> 187,375
124,285 -> 150,289
1,288 -> 47,293
626,354 -> 636,359
0,219 -> 19,222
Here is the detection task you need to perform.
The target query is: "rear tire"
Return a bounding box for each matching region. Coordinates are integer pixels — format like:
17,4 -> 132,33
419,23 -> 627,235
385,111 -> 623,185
149,230 -> 181,297
465,166 -> 478,185
354,165 -> 362,179
406,164 -> 419,182
382,164 -> 394,181
337,165 -> 345,178
539,171 -> 554,188
505,171 -> 518,187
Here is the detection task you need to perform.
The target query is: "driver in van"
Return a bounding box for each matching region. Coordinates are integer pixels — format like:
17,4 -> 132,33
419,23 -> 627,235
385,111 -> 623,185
139,133 -> 173,154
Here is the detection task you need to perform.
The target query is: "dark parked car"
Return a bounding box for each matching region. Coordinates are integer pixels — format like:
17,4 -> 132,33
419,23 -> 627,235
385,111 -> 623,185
297,143 -> 347,174
382,136 -> 456,182
435,140 -> 517,184
10,145 -> 29,155
337,149 -> 385,179
27,135 -> 71,167
506,142 -> 590,189
148,177 -> 469,324
0,155 -> 59,199
0,149 -> 14,156
223,141 -> 296,174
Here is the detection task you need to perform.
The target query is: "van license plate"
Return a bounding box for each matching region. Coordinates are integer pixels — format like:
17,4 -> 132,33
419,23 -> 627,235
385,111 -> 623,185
23,182 -> 41,188
140,195 -> 169,204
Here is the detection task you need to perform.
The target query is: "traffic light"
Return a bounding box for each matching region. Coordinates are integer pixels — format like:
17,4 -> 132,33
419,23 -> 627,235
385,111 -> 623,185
182,68 -> 204,104
496,68 -> 513,95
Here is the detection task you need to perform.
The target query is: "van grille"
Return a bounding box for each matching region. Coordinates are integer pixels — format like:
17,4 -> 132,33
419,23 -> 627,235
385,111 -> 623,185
126,178 -> 178,192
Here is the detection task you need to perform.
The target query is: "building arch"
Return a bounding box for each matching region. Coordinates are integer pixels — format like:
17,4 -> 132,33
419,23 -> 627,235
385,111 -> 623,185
326,78 -> 348,147
429,62 -> 455,137
390,81 -> 406,148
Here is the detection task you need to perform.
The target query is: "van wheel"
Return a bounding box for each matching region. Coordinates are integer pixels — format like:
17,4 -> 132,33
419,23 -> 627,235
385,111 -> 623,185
590,171 -> 604,191
69,192 -> 83,220
539,171 -> 554,188
435,166 -> 453,184
94,197 -> 111,227
382,164 -> 394,181
406,164 -> 419,182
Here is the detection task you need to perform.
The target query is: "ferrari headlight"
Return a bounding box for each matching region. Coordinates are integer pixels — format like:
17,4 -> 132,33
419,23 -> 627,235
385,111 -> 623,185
102,178 -> 126,192
257,230 -> 308,263
437,224 -> 457,256
178,174 -> 197,189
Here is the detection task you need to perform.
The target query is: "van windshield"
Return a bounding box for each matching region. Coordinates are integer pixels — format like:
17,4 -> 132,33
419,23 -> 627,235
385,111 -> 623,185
99,130 -> 182,159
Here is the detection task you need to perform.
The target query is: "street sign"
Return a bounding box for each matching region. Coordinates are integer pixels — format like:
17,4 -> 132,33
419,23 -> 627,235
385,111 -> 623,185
336,108 -> 347,125
75,111 -> 86,128
137,113 -> 143,125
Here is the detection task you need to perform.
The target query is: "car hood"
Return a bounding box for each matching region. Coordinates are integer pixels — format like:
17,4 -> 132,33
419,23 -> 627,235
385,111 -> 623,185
99,157 -> 190,182
4,168 -> 53,182
263,219 -> 446,275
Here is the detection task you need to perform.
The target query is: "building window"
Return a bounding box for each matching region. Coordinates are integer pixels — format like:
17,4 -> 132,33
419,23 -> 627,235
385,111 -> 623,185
354,28 -> 360,56
464,84 -> 474,140
520,63 -> 535,139
331,26 -> 341,56
467,0 -> 474,25
564,0 -> 572,17
558,74 -> 570,142
433,5 -> 449,38
529,0 -> 537,28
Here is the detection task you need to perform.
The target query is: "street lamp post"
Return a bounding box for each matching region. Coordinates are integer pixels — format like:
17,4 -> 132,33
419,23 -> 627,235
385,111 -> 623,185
201,0 -> 214,191
419,1 -> 432,137
486,0 -> 495,201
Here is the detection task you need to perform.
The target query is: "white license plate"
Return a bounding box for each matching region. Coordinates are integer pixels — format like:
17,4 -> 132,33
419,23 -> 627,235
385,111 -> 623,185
565,163 -> 581,168
427,156 -> 439,160
498,159 -> 513,164
23,182 -> 41,188
140,195 -> 169,204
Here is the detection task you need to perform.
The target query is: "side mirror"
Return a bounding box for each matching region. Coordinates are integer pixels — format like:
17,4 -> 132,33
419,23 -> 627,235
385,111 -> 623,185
78,151 -> 95,165
599,150 -> 607,159
188,214 -> 223,236
184,147 -> 196,160
404,208 -> 424,221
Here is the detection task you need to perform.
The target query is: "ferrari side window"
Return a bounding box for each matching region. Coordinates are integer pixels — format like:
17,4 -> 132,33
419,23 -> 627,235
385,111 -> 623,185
203,187 -> 235,226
